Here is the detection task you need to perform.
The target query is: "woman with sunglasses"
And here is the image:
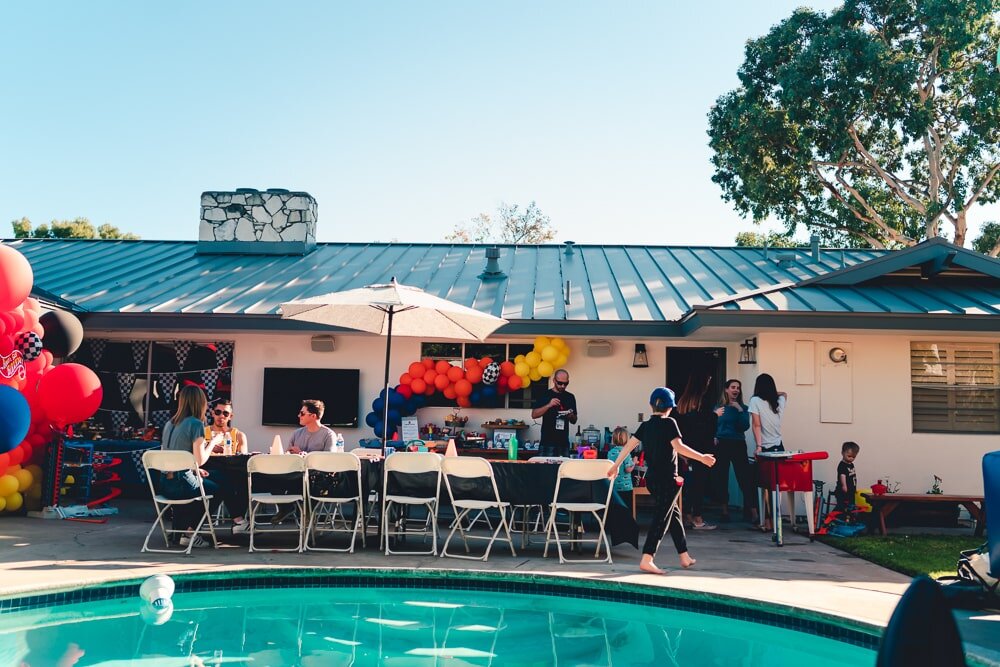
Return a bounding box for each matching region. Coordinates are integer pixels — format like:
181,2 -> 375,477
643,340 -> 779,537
205,398 -> 248,455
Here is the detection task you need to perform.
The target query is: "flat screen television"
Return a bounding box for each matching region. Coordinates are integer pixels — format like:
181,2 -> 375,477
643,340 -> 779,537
261,368 -> 360,427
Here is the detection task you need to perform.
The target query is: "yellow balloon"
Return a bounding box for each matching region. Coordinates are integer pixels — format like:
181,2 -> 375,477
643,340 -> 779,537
514,362 -> 530,377
529,369 -> 542,382
541,345 -> 558,363
525,351 -> 542,367
555,353 -> 568,367
27,484 -> 42,500
15,469 -> 32,492
65,475 -> 76,485
4,492 -> 23,512
550,337 -> 567,351
537,361 -> 554,377
0,475 -> 18,497
26,464 -> 43,480
533,336 -> 551,352
0,496 -> 5,512
514,354 -> 526,365
519,377 -> 530,389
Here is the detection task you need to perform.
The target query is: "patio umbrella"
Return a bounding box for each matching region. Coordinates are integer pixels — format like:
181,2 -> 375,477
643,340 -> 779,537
279,277 -> 508,451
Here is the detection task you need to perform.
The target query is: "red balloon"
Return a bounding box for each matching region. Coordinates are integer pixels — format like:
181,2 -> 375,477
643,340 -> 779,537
8,308 -> 24,333
433,374 -> 450,391
464,357 -> 479,371
7,445 -> 24,466
434,360 -> 451,375
496,375 -> 509,390
36,363 -> 103,427
0,312 -> 13,335
0,245 -> 33,311
422,369 -> 438,388
499,361 -> 516,377
0,452 -> 9,474
446,366 -> 464,383
454,379 -> 472,397
423,383 -> 435,396
466,366 -> 483,384
479,357 -> 494,369
507,375 -> 523,390
410,377 -> 427,394
408,362 -> 425,379
18,442 -> 32,462
421,358 -> 435,370
456,396 -> 471,408
443,385 -> 457,400
396,384 -> 413,399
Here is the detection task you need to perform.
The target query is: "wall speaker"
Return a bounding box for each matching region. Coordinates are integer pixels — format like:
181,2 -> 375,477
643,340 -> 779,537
586,339 -> 613,357
310,335 -> 336,352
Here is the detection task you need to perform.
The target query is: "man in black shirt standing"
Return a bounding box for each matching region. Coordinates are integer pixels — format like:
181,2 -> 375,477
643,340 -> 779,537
531,369 -> 578,457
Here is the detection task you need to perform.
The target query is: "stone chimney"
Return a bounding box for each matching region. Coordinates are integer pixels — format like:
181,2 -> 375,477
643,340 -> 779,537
197,188 -> 317,255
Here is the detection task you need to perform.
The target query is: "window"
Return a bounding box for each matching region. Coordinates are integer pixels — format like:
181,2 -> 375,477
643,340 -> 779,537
419,342 -> 542,409
911,342 -> 1000,434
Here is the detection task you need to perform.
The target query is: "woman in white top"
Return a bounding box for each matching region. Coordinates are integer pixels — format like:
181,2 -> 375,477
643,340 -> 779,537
747,373 -> 787,532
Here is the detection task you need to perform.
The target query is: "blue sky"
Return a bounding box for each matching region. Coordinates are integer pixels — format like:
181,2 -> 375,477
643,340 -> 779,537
7,0 -> 984,247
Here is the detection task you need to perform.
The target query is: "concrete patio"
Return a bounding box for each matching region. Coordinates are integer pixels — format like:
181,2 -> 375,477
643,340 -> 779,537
0,501 -> 996,665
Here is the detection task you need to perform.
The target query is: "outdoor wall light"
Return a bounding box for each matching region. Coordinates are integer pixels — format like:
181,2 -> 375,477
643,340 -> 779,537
632,344 -> 649,368
828,346 -> 848,363
738,337 -> 758,365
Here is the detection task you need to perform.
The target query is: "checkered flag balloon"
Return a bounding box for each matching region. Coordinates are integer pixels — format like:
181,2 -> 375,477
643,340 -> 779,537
15,331 -> 43,361
117,372 -> 137,404
173,341 -> 193,370
215,341 -> 234,367
201,368 -> 220,400
131,341 -> 150,371
482,362 -> 501,385
89,338 -> 107,367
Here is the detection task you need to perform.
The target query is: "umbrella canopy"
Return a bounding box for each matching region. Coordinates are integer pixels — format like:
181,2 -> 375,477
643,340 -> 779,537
279,278 -> 508,448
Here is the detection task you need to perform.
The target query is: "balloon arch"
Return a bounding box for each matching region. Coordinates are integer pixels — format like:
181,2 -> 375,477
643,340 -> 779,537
365,336 -> 570,439
0,245 -> 102,514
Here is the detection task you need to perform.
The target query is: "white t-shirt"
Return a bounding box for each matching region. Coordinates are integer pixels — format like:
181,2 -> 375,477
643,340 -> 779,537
748,395 -> 786,450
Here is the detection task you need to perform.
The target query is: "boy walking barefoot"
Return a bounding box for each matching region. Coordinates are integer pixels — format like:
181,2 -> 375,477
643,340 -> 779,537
607,387 -> 716,575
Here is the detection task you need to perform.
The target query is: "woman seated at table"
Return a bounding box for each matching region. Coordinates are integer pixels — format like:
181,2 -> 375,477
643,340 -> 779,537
161,386 -> 249,543
205,398 -> 248,455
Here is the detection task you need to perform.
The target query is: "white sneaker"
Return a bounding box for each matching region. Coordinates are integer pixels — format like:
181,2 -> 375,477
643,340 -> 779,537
232,520 -> 249,535
179,534 -> 210,548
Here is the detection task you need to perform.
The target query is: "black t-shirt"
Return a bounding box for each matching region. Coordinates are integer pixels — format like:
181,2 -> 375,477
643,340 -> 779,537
837,460 -> 857,497
532,388 -> 577,449
633,415 -> 682,481
674,404 -> 717,449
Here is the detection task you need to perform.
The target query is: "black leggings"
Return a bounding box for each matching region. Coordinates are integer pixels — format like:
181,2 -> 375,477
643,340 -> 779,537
715,438 -> 756,514
642,477 -> 687,556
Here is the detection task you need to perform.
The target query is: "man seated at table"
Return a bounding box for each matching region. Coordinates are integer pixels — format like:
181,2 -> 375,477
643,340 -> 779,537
287,399 -> 335,454
205,398 -> 248,455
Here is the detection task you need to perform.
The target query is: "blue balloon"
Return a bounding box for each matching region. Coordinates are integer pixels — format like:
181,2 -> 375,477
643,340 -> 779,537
378,387 -> 390,399
372,397 -> 385,414
0,385 -> 31,453
411,394 -> 426,409
387,409 -> 400,425
400,399 -> 415,416
470,389 -> 481,404
482,385 -> 497,399
374,422 -> 385,438
365,411 -> 379,427
387,391 -> 405,409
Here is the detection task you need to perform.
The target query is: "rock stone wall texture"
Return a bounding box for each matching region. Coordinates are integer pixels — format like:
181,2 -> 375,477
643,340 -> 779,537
199,189 -> 317,244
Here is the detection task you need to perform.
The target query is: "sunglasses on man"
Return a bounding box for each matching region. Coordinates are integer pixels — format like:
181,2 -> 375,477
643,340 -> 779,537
213,409 -> 232,416
554,380 -> 569,387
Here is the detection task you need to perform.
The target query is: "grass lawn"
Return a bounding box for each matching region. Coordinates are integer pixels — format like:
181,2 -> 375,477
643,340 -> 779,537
819,534 -> 984,579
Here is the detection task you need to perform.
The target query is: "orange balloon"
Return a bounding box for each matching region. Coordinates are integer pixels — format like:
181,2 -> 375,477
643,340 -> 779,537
454,379 -> 473,397
435,360 -> 451,375
456,396 -> 471,408
507,374 -> 523,390
434,374 -> 450,391
424,383 -> 435,396
410,378 -> 427,394
464,357 -> 479,371
446,366 -> 465,383
408,362 -> 426,379
443,385 -> 457,400
399,373 -> 413,385
422,369 -> 438,387
499,361 -> 516,377
422,358 -> 435,370
479,357 -> 494,369
466,366 -> 483,384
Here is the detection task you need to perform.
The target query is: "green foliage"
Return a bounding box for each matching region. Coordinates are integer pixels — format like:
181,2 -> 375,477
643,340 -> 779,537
446,201 -> 556,244
10,217 -> 139,240
734,231 -> 801,248
708,0 -> 1000,249
819,533 -> 982,579
973,221 -> 1000,256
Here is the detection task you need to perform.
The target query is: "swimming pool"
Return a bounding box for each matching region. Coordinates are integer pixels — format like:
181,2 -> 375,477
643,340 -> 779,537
0,571 -> 878,666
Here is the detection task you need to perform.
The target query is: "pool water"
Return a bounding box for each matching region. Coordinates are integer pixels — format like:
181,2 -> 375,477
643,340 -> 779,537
0,586 -> 875,666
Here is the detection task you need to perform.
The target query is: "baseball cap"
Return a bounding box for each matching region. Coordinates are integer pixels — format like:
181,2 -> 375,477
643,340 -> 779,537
649,386 -> 676,410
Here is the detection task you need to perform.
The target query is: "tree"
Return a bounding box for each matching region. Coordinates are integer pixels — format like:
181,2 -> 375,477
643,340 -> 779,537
446,201 -> 556,244
973,222 -> 1000,256
708,0 -> 999,250
10,217 -> 139,240
734,231 -> 799,248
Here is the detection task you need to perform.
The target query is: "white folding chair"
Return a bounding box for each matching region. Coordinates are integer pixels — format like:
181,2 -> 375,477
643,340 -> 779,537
141,450 -> 218,555
304,452 -> 366,553
440,457 -> 516,561
543,459 -> 615,564
382,452 -> 442,556
248,454 -> 306,553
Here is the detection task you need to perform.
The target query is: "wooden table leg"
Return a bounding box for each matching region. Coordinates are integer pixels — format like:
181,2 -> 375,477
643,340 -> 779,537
878,501 -> 900,536
961,502 -> 986,537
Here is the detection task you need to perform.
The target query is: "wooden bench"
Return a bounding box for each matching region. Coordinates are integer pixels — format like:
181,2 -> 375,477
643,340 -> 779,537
861,493 -> 986,536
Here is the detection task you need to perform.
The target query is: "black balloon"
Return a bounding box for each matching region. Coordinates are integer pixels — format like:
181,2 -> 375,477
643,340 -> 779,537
39,310 -> 84,358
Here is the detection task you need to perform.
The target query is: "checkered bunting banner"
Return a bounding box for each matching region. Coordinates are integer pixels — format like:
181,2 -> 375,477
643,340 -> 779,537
89,338 -> 107,367
159,373 -> 177,402
150,410 -> 171,429
215,341 -> 234,368
116,372 -> 136,404
110,410 -> 131,432
128,449 -> 146,482
201,368 -> 220,400
131,341 -> 150,372
174,341 -> 193,370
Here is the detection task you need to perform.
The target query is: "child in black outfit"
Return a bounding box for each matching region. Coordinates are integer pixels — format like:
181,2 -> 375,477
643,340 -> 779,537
835,441 -> 860,511
607,387 -> 717,575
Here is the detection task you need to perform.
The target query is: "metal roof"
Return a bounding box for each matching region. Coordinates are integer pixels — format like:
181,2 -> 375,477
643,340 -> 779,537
9,239 -> 887,323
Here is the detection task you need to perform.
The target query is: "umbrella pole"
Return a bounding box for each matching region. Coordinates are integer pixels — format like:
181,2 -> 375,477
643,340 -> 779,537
379,306 -> 393,550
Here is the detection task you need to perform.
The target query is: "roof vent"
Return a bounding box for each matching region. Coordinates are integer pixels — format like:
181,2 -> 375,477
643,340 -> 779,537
810,234 -> 820,262
775,251 -> 797,268
479,246 -> 506,280
564,241 -> 576,256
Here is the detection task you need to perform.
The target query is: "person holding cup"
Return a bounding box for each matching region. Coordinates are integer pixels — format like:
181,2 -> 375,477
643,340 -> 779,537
204,398 -> 248,456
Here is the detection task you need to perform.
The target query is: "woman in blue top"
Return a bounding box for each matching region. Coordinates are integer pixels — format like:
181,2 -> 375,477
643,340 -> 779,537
713,379 -> 756,524
606,427 -> 635,509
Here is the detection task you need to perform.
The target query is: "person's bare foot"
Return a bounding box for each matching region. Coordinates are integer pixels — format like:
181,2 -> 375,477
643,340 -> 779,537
639,555 -> 667,575
679,553 -> 697,569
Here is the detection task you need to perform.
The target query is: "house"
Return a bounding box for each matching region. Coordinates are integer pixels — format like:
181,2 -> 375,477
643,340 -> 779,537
9,189 -> 999,495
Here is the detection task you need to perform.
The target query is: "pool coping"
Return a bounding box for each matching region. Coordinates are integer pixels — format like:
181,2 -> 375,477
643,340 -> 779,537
1,566 -> 884,650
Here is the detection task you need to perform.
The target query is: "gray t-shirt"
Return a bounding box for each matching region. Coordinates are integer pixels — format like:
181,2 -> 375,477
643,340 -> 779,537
161,417 -> 206,453
289,425 -> 335,452
748,395 -> 787,450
